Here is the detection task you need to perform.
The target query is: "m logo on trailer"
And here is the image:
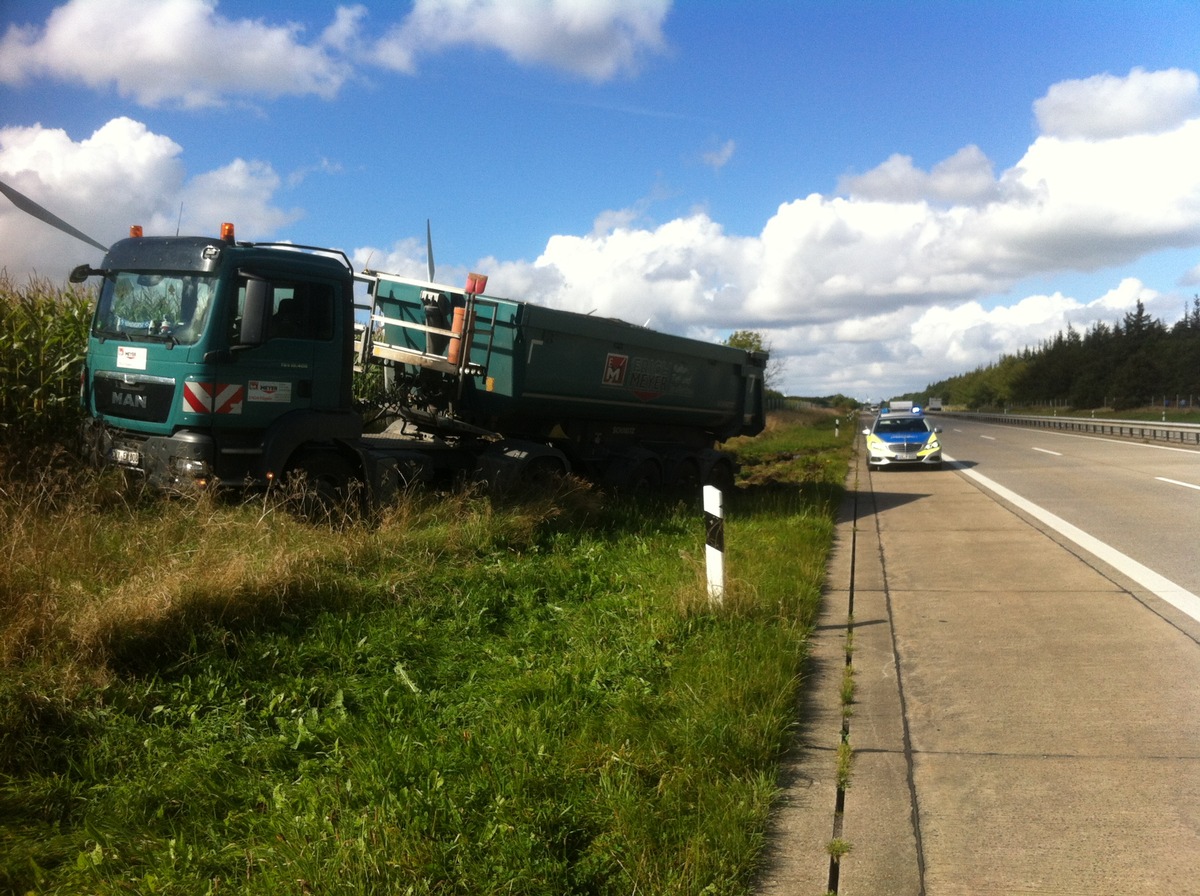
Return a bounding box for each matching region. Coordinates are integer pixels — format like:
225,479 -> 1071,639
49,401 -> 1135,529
603,353 -> 628,386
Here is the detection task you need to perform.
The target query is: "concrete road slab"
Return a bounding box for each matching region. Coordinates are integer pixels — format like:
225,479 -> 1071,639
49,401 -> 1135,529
893,588 -> 1200,757
878,528 -> 1106,593
759,441 -> 1200,895
839,749 -> 921,896
916,753 -> 1200,896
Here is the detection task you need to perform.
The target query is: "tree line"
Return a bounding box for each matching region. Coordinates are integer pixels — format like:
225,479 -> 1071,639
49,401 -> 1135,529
921,297 -> 1200,410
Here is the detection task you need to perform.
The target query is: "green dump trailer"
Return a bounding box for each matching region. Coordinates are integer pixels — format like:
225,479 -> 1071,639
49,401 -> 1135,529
364,269 -> 768,490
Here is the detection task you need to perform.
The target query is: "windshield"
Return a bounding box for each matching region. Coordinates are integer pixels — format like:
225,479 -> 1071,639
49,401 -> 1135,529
94,272 -> 216,346
875,416 -> 930,434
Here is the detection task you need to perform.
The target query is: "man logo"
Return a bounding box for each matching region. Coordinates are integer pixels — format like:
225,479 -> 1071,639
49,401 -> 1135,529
112,391 -> 147,409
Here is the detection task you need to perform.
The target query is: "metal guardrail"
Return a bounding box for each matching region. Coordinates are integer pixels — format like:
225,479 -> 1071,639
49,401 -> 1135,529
947,411 -> 1200,446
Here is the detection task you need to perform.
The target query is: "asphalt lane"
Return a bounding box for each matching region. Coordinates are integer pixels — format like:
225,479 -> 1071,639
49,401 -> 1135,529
938,416 -> 1200,599
757,433 -> 1200,895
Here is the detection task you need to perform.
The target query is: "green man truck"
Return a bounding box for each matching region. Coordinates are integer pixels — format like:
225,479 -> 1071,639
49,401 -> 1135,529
71,222 -> 767,505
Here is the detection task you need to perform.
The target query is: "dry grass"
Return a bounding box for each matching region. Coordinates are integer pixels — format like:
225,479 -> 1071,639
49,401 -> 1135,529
0,463 -> 611,689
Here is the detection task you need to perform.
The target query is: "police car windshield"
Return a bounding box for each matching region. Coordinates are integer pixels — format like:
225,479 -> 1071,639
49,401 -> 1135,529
94,272 -> 216,346
875,416 -> 929,433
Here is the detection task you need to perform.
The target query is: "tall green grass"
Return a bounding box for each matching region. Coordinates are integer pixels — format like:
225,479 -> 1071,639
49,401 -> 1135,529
1,369 -> 851,893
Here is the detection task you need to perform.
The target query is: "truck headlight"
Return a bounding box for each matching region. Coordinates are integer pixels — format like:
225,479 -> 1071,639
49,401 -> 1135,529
170,456 -> 211,484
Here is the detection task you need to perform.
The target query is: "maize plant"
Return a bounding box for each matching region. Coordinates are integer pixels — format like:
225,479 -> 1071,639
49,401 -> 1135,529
0,275 -> 94,455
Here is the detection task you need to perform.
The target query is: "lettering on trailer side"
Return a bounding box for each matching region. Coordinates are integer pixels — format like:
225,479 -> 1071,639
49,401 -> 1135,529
602,353 -> 698,402
628,357 -> 669,399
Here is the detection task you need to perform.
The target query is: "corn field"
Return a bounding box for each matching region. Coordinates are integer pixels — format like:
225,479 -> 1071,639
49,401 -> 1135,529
0,275 -> 93,458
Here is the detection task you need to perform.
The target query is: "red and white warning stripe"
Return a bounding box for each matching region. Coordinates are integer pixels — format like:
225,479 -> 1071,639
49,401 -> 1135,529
182,381 -> 244,415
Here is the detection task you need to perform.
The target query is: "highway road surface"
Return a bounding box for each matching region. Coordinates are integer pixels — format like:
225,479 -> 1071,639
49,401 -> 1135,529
939,414 -> 1200,615
758,419 -> 1200,895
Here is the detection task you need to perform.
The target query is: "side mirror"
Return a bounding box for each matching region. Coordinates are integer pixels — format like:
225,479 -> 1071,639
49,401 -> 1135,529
861,428 -> 871,435
69,264 -> 98,283
238,276 -> 270,346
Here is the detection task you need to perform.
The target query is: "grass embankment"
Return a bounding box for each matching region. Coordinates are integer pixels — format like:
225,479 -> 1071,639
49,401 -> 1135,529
1,411 -> 850,896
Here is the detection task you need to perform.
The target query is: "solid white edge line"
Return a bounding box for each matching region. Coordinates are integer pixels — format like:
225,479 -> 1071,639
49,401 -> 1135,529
944,455 -> 1200,624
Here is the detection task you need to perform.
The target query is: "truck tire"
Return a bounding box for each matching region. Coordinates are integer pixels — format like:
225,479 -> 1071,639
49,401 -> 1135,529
704,460 -> 735,493
523,455 -> 566,485
285,449 -> 362,521
627,460 -> 662,492
673,457 -> 702,492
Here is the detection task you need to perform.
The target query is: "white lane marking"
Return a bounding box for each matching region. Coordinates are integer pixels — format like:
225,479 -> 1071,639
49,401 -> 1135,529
944,455 -> 1200,625
1031,447 -> 1062,456
980,435 -> 996,440
1053,432 -> 1200,455
1157,476 -> 1200,492
1010,427 -> 1200,455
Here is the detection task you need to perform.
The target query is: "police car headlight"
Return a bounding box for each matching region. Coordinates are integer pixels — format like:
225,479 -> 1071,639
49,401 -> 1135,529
926,438 -> 940,450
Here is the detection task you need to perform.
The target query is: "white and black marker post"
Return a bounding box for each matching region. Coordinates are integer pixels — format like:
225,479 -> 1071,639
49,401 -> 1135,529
703,484 -> 725,604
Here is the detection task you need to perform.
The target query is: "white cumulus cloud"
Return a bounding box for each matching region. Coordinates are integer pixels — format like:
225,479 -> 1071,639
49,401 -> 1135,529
0,119 -> 298,277
1034,67 -> 1200,139
0,0 -> 671,105
0,0 -> 358,108
0,118 -> 184,277
370,0 -> 671,81
840,145 -> 1000,206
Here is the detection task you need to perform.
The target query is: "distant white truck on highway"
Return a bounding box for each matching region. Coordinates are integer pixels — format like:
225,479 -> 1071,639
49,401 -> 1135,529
927,396 -> 944,411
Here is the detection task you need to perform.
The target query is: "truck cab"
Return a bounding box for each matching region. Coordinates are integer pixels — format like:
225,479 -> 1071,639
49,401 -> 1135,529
78,225 -> 361,490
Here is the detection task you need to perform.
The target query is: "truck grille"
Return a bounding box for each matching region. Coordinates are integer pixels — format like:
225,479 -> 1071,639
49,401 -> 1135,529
93,371 -> 176,423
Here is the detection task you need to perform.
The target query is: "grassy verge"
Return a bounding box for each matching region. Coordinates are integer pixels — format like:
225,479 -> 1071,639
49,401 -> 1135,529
1,410 -> 852,895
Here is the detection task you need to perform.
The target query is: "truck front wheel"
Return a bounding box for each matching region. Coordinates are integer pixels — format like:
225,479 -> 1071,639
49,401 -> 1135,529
285,449 -> 362,521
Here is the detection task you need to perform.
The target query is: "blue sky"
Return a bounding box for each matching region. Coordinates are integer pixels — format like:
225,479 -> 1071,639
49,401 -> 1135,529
3,0 -> 1200,399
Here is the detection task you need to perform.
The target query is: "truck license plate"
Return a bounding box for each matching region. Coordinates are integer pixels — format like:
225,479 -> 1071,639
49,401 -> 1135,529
113,447 -> 140,466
